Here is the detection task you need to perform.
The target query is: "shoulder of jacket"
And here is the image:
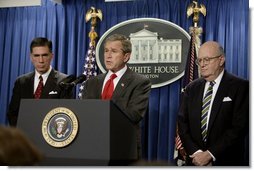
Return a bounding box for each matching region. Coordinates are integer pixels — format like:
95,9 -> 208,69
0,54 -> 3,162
17,71 -> 34,80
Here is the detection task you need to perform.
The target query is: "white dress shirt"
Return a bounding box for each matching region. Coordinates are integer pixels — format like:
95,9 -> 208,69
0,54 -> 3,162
34,66 -> 52,93
101,65 -> 127,93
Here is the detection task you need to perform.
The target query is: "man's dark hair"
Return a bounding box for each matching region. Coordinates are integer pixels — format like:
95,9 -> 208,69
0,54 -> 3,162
104,34 -> 132,54
30,37 -> 52,53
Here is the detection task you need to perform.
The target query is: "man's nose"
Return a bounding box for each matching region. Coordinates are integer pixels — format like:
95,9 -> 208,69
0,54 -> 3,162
105,52 -> 112,58
105,51 -> 113,56
38,56 -> 44,62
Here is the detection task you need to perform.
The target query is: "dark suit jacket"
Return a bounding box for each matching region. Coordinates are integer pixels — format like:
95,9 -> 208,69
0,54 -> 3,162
7,69 -> 73,126
178,71 -> 249,166
81,67 -> 151,158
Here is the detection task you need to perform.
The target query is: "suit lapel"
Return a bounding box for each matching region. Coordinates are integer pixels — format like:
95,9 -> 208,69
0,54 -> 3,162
112,68 -> 132,99
41,69 -> 57,98
193,79 -> 206,142
28,72 -> 35,98
207,72 -> 229,135
97,74 -> 106,98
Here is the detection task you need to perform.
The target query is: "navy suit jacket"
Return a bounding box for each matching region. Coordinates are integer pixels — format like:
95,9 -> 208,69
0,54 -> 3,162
178,71 -> 249,166
7,69 -> 73,126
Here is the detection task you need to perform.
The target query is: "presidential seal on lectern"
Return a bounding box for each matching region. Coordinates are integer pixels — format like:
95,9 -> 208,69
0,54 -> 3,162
42,107 -> 79,148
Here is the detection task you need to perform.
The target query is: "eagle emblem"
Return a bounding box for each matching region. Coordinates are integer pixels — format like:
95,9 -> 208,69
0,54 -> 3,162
85,6 -> 103,27
187,1 -> 206,27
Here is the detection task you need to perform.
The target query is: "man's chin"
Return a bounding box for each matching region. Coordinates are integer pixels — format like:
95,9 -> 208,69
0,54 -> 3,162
201,74 -> 209,79
105,66 -> 112,71
36,69 -> 47,74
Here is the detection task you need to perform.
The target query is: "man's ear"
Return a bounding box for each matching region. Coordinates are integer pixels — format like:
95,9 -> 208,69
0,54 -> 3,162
30,54 -> 33,61
50,52 -> 54,59
220,56 -> 225,66
124,53 -> 130,63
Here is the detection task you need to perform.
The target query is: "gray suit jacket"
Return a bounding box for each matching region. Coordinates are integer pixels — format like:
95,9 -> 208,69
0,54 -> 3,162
81,67 -> 151,158
81,67 -> 151,124
7,69 -> 73,126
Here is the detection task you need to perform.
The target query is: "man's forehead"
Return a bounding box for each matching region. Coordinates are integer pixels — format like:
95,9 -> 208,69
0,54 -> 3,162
105,42 -> 122,49
31,46 -> 50,53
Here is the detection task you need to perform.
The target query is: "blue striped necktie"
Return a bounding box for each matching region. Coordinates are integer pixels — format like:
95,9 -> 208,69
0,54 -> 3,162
201,81 -> 215,142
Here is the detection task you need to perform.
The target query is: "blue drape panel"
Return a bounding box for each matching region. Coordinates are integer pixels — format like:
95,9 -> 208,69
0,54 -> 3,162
0,0 -> 249,163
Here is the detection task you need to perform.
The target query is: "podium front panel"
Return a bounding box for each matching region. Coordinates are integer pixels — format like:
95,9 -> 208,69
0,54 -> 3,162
17,99 -> 137,165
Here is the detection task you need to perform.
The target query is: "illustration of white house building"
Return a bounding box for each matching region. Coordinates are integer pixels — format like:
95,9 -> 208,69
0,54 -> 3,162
129,28 -> 182,63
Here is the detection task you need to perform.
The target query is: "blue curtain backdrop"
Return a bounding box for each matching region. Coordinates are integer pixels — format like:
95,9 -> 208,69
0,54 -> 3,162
0,0 -> 249,163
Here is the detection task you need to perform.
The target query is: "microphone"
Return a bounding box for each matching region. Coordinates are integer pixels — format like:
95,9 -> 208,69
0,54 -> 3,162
62,75 -> 87,87
59,75 -> 76,87
70,74 -> 87,86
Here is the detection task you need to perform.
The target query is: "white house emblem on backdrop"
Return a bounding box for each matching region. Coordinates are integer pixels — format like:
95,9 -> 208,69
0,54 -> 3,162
96,18 -> 190,88
129,28 -> 182,64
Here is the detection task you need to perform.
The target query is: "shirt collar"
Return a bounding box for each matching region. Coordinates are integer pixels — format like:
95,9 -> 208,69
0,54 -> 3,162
213,69 -> 224,85
35,66 -> 52,80
107,65 -> 127,78
205,69 -> 224,86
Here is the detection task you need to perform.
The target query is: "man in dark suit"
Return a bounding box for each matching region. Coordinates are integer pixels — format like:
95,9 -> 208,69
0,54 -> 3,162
7,37 -> 73,126
80,34 -> 151,159
178,41 -> 249,166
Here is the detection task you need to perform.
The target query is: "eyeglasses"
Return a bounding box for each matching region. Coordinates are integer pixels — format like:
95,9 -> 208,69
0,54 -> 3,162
195,55 -> 221,66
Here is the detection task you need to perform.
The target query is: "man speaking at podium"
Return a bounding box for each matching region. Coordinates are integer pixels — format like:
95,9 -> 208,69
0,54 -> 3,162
7,37 -> 73,126
80,34 -> 151,158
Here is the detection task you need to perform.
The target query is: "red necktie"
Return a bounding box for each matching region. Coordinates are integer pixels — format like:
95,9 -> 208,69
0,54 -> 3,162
34,75 -> 44,99
101,74 -> 117,100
